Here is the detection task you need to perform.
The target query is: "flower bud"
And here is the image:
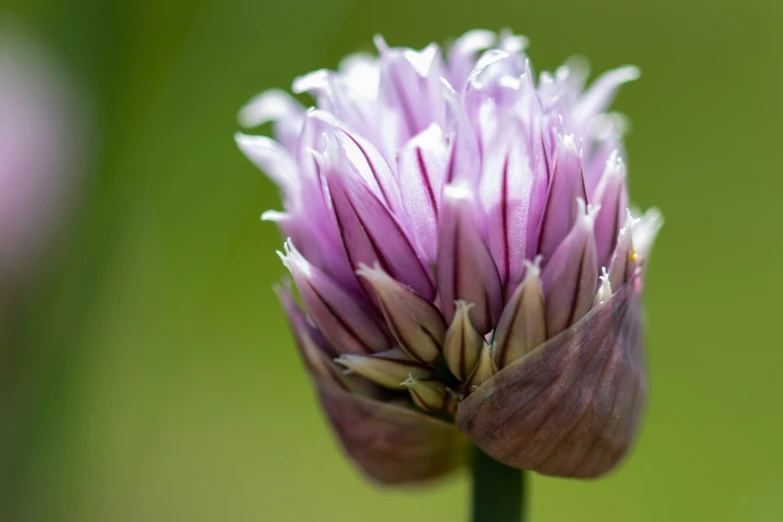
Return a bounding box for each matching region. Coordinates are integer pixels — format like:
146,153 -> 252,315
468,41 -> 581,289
443,301 -> 483,382
466,343 -> 498,391
336,348 -> 433,389
357,263 -> 447,363
401,374 -> 448,413
240,30 -> 660,484
493,258 -> 546,368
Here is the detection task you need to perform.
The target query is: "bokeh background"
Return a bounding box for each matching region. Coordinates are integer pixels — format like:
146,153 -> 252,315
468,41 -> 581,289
1,0 -> 782,520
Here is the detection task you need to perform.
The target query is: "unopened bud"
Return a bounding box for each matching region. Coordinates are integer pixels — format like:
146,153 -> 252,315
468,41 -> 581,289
466,342 -> 498,390
494,258 -> 546,368
357,263 -> 447,363
401,374 -> 448,413
443,301 -> 483,381
336,348 -> 433,389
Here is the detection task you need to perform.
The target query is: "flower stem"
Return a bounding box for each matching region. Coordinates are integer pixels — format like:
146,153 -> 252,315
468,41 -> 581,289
471,447 -> 526,522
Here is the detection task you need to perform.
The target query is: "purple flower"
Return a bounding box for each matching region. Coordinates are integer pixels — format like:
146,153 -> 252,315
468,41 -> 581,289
237,30 -> 662,483
0,25 -> 84,289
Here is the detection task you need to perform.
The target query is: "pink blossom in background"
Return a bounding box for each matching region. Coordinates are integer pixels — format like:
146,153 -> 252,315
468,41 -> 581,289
0,23 -> 85,289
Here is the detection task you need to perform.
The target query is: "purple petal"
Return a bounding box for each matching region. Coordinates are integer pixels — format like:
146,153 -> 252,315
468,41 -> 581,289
319,145 -> 435,301
461,50 -> 520,159
479,122 -> 535,285
608,210 -> 637,290
437,184 -> 503,334
442,80 -> 482,186
327,115 -> 405,218
279,240 -> 391,354
541,200 -> 599,338
337,53 -> 380,101
293,69 -> 376,143
375,36 -> 447,146
582,114 -> 628,196
397,124 -> 448,263
237,89 -> 305,153
445,29 -> 496,89
238,126 -> 360,294
274,278 -> 337,358
572,66 -> 640,132
537,58 -> 590,117
235,133 -> 299,199
536,132 -> 587,264
591,151 -> 628,270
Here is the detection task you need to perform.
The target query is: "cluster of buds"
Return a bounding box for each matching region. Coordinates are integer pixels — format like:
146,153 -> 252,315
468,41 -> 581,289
237,30 -> 662,483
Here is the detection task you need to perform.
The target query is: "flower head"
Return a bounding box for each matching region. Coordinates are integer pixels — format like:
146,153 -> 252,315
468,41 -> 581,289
238,30 -> 662,482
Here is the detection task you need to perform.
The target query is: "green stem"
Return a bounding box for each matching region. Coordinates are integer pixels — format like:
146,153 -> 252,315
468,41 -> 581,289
472,447 -> 526,522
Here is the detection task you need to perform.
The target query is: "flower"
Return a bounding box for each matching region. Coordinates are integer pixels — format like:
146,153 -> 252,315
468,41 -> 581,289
0,23 -> 83,290
237,29 -> 663,483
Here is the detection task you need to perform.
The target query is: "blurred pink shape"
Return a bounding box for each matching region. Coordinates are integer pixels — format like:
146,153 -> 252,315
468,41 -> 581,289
0,23 -> 85,288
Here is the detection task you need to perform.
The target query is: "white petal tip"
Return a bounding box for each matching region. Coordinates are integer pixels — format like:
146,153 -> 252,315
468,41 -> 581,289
453,29 -> 497,53
237,89 -> 302,128
443,183 -> 475,202
633,207 -> 664,258
355,262 -> 386,282
619,65 -> 641,81
260,210 -> 286,222
373,34 -> 389,53
594,266 -> 613,305
454,300 -> 475,313
292,69 -> 330,95
523,256 -> 543,278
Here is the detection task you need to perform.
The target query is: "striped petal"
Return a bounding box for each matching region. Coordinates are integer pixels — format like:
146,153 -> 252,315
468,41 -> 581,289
437,184 -> 503,334
479,121 -> 535,285
536,132 -> 587,264
318,145 -> 435,301
357,263 -> 447,363
278,241 -> 391,354
397,124 -> 448,263
541,200 -> 599,338
591,151 -> 628,269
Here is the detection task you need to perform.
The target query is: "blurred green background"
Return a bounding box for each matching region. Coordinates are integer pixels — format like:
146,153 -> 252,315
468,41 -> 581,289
1,0 -> 782,520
